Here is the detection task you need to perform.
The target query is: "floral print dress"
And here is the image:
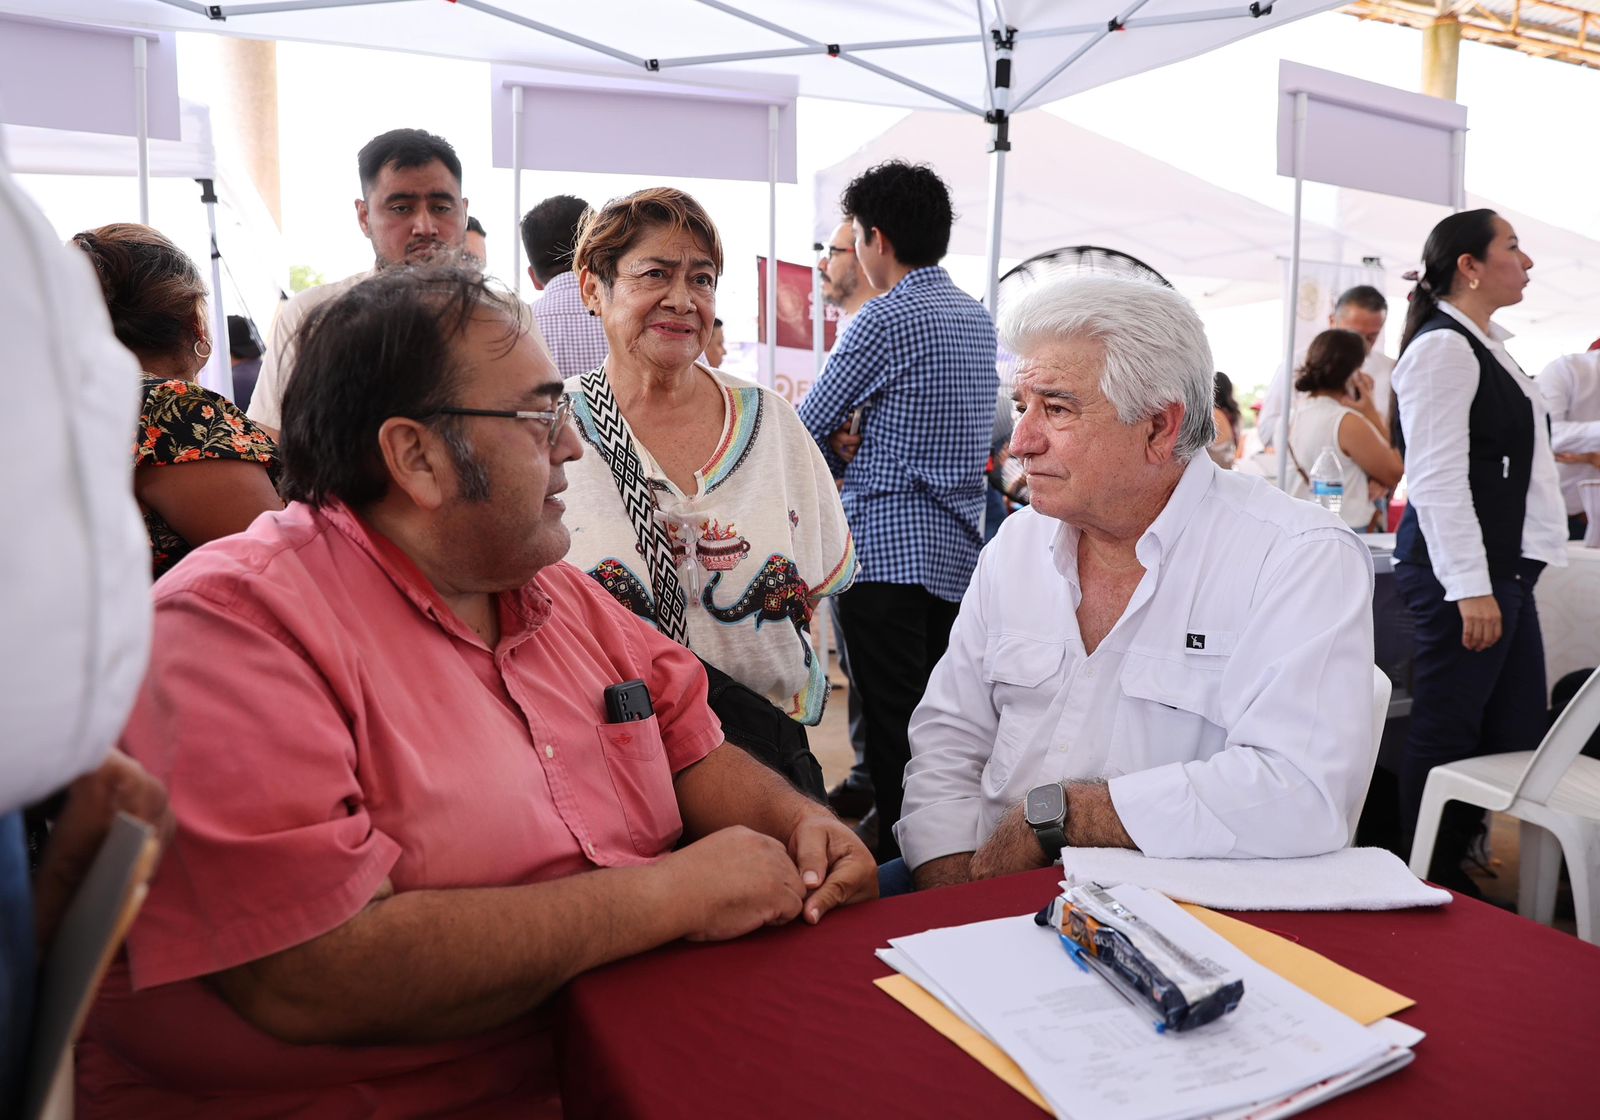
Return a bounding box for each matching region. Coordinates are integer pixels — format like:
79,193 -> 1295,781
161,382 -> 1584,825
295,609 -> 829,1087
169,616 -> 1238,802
135,376 -> 279,579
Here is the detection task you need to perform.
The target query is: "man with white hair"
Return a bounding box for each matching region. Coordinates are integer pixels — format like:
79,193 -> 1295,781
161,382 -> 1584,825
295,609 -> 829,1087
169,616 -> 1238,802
894,277 -> 1376,892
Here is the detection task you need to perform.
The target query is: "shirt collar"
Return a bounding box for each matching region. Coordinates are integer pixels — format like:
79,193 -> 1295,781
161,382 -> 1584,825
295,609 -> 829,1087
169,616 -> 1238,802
543,271 -> 579,296
317,499 -> 552,651
887,265 -> 948,296
1045,453 -> 1218,582
1438,299 -> 1515,345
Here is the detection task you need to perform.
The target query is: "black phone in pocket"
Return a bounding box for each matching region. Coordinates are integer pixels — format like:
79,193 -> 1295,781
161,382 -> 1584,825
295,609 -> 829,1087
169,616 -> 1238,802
604,679 -> 654,723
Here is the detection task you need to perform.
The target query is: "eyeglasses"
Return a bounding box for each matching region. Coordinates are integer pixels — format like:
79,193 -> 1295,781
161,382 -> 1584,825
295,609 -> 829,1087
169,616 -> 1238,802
824,244 -> 856,259
427,394 -> 574,447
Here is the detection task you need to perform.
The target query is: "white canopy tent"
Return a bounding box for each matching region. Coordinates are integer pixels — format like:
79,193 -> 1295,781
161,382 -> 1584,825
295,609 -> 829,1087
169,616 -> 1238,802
6,0 -> 1347,308
813,108 -> 1350,309
1332,189 -> 1600,358
2,93 -> 290,399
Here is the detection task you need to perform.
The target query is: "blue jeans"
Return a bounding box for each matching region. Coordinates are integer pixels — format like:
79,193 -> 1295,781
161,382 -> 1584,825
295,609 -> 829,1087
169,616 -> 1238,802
878,857 -> 914,898
0,811 -> 36,1113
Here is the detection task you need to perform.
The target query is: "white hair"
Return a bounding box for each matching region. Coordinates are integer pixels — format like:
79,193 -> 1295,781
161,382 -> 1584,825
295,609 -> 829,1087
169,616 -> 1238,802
999,276 -> 1216,461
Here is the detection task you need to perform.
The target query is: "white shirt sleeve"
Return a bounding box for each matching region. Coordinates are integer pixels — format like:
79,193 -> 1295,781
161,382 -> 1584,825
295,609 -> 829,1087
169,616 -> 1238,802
0,156 -> 152,812
1108,530 -> 1375,858
896,547 -> 1000,871
1392,330 -> 1491,601
1540,355 -> 1600,454
245,295 -> 298,430
1256,362 -> 1289,449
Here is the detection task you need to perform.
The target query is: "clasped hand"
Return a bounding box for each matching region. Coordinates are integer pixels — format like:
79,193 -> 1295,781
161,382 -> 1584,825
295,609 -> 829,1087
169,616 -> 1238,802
667,814 -> 876,941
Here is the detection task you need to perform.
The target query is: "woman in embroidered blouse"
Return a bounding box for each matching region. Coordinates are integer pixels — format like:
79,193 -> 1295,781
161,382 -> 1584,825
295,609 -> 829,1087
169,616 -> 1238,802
73,224 -> 282,578
1389,209 -> 1565,897
557,188 -> 856,733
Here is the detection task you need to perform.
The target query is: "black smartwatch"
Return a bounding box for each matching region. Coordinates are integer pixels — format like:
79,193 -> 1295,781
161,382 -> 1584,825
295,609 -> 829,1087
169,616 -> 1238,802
1024,782 -> 1068,862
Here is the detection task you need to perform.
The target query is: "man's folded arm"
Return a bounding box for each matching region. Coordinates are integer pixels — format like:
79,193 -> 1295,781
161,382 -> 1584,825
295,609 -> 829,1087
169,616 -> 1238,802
1110,531 -> 1375,859
209,852 -> 752,1045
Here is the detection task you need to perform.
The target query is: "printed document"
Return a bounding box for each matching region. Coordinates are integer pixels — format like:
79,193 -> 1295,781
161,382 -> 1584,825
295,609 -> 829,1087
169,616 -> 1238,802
884,885 -> 1392,1120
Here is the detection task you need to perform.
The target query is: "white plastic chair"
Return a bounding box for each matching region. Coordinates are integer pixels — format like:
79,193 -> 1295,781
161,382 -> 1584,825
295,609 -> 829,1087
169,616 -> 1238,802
1346,666 -> 1392,845
1408,667 -> 1600,944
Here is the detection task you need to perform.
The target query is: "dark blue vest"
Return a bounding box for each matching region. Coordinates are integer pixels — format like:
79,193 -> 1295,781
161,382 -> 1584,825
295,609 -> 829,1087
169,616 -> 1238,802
1394,311 -> 1535,581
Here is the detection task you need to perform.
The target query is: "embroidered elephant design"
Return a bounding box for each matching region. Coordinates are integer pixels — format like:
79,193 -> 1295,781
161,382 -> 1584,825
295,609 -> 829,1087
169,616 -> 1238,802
588,558 -> 656,621
701,554 -> 813,636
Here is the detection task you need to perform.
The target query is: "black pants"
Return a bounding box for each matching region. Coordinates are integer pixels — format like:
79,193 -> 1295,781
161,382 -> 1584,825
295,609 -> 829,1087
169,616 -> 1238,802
1393,558 -> 1547,874
835,582 -> 960,862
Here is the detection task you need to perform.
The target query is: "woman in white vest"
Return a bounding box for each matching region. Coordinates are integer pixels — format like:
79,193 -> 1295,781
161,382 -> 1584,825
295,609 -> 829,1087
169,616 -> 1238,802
1286,328 -> 1404,531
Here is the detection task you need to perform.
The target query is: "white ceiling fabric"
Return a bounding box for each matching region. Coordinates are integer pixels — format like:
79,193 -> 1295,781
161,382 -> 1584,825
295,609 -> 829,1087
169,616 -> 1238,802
6,0 -> 1343,114
1335,189 -> 1600,347
814,109 -> 1348,302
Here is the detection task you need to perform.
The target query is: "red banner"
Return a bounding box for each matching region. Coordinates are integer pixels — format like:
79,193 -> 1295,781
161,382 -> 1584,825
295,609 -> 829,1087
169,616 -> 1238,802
756,257 -> 839,352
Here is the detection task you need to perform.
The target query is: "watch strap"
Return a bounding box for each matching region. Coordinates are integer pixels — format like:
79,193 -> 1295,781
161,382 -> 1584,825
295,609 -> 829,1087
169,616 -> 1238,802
1032,822 -> 1067,862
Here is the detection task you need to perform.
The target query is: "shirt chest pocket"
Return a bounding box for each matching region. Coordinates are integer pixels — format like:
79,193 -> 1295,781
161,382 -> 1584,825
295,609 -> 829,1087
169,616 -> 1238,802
595,716 -> 682,856
1109,650 -> 1229,776
981,635 -> 1066,793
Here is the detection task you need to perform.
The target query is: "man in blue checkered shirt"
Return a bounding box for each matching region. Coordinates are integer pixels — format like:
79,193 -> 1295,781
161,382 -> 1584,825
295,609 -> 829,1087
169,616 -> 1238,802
799,161 -> 998,861
522,195 -> 610,380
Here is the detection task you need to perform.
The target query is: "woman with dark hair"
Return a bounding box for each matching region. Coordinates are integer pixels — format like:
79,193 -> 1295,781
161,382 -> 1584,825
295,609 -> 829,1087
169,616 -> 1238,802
1208,371 -> 1243,468
1284,329 -> 1403,530
558,188 -> 855,784
1389,208 -> 1566,894
73,224 -> 281,578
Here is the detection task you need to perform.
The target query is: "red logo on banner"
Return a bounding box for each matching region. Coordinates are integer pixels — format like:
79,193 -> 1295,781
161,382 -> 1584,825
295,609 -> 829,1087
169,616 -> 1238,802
757,257 -> 840,351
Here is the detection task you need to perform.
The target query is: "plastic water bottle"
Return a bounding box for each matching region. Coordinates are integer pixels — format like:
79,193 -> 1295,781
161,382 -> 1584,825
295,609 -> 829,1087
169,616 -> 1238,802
1310,446 -> 1344,515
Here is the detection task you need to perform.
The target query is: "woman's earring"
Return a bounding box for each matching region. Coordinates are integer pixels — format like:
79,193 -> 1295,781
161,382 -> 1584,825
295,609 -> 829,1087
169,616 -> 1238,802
1468,277 -> 1480,291
194,338 -> 213,360
587,308 -> 598,317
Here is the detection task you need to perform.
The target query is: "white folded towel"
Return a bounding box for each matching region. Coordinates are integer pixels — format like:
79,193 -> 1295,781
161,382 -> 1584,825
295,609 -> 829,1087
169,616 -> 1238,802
1058,846 -> 1452,911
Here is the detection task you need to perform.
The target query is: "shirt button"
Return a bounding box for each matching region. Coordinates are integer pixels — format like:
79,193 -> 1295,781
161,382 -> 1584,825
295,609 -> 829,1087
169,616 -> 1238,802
586,841 -> 597,857
545,744 -> 555,759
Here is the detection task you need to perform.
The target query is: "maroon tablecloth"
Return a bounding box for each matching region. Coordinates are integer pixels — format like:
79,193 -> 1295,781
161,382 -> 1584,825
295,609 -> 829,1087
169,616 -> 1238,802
556,867 -> 1600,1119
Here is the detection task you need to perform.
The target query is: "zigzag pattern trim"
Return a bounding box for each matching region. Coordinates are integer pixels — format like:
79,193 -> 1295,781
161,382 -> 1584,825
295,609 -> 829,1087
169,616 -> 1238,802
579,367 -> 690,645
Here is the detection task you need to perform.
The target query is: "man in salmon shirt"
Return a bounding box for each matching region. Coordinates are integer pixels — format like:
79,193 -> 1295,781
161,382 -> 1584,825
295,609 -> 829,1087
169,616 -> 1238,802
78,265 -> 875,1118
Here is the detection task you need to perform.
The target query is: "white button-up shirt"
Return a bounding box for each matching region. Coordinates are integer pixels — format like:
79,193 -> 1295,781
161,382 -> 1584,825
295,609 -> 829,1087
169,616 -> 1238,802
1,147 -> 151,812
1391,301 -> 1567,601
1536,349 -> 1600,516
247,270 -> 370,431
896,454 -> 1376,870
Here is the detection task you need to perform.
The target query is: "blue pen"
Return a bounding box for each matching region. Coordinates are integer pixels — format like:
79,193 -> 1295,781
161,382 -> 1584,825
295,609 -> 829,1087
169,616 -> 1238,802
1055,930 -> 1167,1033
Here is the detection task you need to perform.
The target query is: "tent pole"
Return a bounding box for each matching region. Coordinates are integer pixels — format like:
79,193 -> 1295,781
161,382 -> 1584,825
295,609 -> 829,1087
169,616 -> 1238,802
656,34 -> 980,69
812,245 -> 825,375
1452,128 -> 1466,212
766,104 -> 779,387
458,0 -> 652,68
1277,90 -> 1307,492
511,85 -> 524,300
134,36 -> 150,224
983,25 -> 1014,315
198,178 -> 233,400
1012,0 -> 1150,112
684,0 -> 984,115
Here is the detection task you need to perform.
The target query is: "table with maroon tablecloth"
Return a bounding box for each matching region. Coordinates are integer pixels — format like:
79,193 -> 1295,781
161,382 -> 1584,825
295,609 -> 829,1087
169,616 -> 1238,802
556,866 -> 1600,1120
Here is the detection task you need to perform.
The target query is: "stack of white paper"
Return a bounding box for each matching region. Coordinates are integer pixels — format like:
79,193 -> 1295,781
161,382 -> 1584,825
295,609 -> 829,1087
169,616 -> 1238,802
878,884 -> 1418,1120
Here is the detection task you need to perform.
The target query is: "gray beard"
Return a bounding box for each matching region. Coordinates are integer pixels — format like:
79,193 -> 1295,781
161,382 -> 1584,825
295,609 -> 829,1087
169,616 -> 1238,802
823,274 -> 858,307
